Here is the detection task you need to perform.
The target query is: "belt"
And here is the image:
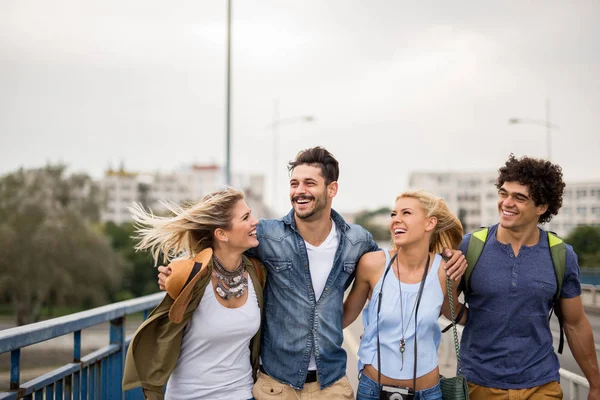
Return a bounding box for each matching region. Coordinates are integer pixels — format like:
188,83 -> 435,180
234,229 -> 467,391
260,366 -> 318,383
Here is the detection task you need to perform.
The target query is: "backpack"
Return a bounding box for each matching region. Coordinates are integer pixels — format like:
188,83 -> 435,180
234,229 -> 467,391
462,226 -> 567,354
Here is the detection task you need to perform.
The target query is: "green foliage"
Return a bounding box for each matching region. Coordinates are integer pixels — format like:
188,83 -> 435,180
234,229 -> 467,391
354,207 -> 391,225
355,207 -> 391,242
103,221 -> 157,298
457,208 -> 468,232
0,165 -> 128,325
565,225 -> 600,268
358,223 -> 390,242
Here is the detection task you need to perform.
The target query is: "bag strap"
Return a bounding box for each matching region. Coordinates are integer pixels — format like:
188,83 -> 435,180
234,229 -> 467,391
463,227 -> 489,296
547,231 -> 567,354
412,256 -> 430,391
376,253 -> 397,390
548,231 -> 566,302
443,225 -> 487,334
376,253 -> 429,392
446,275 -> 462,374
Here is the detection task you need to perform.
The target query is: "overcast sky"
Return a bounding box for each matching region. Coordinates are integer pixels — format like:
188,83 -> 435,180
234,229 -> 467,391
1,0 -> 599,214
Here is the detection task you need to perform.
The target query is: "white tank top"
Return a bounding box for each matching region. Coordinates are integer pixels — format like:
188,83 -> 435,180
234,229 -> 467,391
165,275 -> 260,400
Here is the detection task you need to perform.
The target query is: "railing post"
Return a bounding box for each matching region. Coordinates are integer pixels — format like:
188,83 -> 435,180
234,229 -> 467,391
10,349 -> 20,390
110,317 -> 125,400
569,379 -> 577,400
73,330 -> 81,362
71,330 -> 81,400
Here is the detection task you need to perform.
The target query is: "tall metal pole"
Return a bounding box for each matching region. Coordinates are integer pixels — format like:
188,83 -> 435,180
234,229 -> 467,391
272,99 -> 279,212
225,0 -> 232,185
545,97 -> 551,160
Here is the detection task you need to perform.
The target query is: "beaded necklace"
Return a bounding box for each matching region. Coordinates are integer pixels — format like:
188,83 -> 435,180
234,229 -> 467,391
212,254 -> 247,300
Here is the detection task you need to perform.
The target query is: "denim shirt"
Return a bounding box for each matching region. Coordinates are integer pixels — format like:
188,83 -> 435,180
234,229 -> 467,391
247,209 -> 378,389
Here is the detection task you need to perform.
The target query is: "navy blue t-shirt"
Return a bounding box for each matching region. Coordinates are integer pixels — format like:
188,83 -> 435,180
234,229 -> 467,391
459,224 -> 581,389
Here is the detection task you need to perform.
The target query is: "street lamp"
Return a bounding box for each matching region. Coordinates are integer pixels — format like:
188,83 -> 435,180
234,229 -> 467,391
266,100 -> 315,213
508,98 -> 560,160
225,0 -> 232,185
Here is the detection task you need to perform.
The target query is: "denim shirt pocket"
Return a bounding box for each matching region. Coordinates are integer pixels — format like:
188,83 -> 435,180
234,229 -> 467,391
337,261 -> 356,291
264,259 -> 293,289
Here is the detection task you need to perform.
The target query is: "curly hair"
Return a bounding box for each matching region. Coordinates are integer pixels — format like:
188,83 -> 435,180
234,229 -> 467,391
496,154 -> 565,224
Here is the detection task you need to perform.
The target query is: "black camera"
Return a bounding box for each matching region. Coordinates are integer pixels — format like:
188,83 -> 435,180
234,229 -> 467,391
379,384 -> 415,400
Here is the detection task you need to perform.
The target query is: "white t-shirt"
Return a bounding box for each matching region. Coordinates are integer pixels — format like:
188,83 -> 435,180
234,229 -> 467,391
165,275 -> 260,400
304,220 -> 338,371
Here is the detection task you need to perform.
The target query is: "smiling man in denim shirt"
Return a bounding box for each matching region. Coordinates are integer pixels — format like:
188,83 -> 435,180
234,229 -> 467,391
247,146 -> 375,399
158,146 -> 466,399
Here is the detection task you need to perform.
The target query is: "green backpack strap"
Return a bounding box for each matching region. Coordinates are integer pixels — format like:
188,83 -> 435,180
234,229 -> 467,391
548,231 -> 567,354
442,227 -> 489,334
464,227 -> 490,296
548,232 -> 566,302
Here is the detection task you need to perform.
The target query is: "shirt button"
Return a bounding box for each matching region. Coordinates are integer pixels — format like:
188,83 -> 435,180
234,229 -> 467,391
510,254 -> 514,258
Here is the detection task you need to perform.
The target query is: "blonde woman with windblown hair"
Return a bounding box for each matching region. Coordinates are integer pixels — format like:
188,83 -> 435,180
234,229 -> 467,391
343,190 -> 466,400
122,188 -> 266,400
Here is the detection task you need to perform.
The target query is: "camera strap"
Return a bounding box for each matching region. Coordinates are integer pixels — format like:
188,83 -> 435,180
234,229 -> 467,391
376,252 -> 430,394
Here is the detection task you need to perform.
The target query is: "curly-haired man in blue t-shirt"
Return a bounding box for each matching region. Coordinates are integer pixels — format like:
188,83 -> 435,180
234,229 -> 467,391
459,154 -> 600,400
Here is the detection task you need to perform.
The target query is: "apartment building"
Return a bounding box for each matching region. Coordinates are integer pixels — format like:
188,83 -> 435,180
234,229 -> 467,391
409,171 -> 499,234
408,171 -> 600,237
101,164 -> 269,224
552,182 -> 600,236
101,169 -> 141,224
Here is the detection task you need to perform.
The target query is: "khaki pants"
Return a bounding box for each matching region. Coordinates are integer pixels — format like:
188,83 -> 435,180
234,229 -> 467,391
468,381 -> 563,400
252,371 -> 354,400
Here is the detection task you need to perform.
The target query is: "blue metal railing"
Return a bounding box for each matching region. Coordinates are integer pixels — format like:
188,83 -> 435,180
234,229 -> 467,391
0,293 -> 164,399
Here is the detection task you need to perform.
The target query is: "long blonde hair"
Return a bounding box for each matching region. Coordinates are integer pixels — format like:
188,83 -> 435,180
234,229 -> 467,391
396,189 -> 463,253
130,188 -> 245,264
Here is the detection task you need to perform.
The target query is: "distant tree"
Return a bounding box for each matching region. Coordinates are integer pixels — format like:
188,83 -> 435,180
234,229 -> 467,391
0,165 -> 128,325
103,221 -> 157,298
137,183 -> 151,209
458,208 -> 468,231
355,207 -> 391,242
565,225 -> 600,268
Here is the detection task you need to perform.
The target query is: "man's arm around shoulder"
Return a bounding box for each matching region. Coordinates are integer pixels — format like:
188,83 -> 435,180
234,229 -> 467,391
352,223 -> 380,253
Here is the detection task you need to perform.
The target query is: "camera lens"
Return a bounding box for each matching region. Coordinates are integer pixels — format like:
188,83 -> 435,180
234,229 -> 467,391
389,394 -> 404,400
